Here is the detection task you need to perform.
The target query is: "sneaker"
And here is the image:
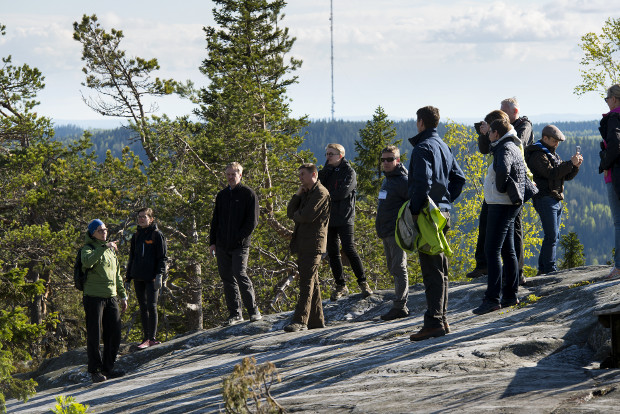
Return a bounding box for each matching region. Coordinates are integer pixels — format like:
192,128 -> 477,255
410,326 -> 446,341
148,339 -> 161,346
102,369 -> 125,379
380,308 -> 409,321
250,311 -> 263,322
606,267 -> 620,280
466,267 -> 487,278
330,284 -> 349,301
225,315 -> 244,326
473,300 -> 501,315
137,339 -> 151,350
501,298 -> 519,308
359,281 -> 373,298
284,322 -> 307,332
91,372 -> 107,383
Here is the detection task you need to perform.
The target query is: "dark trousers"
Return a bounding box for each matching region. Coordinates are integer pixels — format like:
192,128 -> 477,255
474,200 -> 524,275
134,280 -> 159,341
216,246 -> 258,318
83,295 -> 121,374
326,224 -> 366,286
293,253 -> 325,328
485,204 -> 521,304
419,212 -> 450,329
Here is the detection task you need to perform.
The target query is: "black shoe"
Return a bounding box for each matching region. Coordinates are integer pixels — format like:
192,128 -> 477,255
103,369 -> 125,379
466,267 -> 488,278
91,372 -> 107,383
501,298 -> 519,308
380,308 -> 409,321
473,300 -> 501,315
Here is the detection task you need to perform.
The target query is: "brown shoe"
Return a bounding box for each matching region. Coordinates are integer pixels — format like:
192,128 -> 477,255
359,281 -> 373,298
410,326 -> 446,341
443,321 -> 451,334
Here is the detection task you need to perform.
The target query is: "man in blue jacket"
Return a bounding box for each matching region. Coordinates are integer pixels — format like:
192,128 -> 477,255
209,162 -> 262,326
376,146 -> 410,321
408,106 -> 466,341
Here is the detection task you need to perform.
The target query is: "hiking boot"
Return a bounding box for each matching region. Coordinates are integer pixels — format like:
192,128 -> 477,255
137,339 -> 151,350
284,322 -> 307,332
473,300 -> 501,315
443,321 -> 451,334
91,372 -> 107,383
225,315 -> 244,326
410,326 -> 446,341
501,298 -> 519,308
330,284 -> 349,301
103,369 -> 125,379
380,308 -> 409,321
466,267 -> 487,278
250,311 -> 263,322
359,281 -> 373,298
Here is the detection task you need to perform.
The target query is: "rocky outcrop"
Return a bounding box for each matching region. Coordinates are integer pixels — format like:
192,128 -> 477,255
8,265 -> 620,413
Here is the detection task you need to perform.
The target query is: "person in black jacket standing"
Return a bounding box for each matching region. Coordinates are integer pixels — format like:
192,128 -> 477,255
376,146 -> 410,321
126,207 -> 168,350
525,125 -> 581,275
209,162 -> 262,325
319,143 -> 373,301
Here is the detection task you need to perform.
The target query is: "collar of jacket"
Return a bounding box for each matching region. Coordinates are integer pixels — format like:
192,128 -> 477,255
384,162 -> 408,177
408,128 -> 437,146
324,157 -> 349,172
490,128 -> 520,150
138,223 -> 158,234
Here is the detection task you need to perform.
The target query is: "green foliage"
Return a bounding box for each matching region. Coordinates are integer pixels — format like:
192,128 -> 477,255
574,17 -> 620,96
222,357 -> 283,414
559,231 -> 586,270
354,106 -> 401,200
50,395 -> 89,414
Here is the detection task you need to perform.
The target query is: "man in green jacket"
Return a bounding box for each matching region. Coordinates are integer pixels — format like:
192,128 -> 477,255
284,163 -> 330,332
82,219 -> 128,383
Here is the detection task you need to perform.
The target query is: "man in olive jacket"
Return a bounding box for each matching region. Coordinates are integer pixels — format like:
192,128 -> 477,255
82,219 -> 127,383
284,163 -> 330,332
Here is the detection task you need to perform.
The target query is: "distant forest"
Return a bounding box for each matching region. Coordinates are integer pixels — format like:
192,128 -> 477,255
53,118 -> 612,267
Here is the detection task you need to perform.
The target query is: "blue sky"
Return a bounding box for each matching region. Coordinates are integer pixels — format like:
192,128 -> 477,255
1,0 -> 617,126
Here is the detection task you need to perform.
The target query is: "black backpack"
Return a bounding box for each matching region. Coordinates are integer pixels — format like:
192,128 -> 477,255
74,244 -> 95,291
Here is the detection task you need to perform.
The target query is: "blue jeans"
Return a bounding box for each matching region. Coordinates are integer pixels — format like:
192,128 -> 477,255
485,204 -> 521,304
607,182 -> 620,268
533,196 -> 562,274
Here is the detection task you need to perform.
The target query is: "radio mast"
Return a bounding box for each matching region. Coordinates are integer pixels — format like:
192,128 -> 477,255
330,0 -> 335,120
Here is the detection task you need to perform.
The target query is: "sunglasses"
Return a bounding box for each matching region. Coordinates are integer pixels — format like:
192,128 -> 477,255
380,157 -> 395,163
325,152 -> 339,157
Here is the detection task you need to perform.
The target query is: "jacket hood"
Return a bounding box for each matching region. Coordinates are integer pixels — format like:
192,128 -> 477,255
84,231 -> 106,246
491,128 -> 520,150
384,162 -> 408,178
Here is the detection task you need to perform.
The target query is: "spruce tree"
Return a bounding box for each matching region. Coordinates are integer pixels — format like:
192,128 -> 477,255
559,231 -> 586,270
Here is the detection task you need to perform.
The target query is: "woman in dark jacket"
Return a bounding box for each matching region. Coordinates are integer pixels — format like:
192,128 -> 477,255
599,84 -> 620,279
473,118 -> 537,315
126,208 -> 168,349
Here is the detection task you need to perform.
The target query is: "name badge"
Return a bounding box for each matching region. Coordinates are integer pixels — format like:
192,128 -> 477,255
378,190 -> 387,200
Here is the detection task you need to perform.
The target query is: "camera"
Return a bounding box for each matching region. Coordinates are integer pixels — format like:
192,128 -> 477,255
474,122 -> 482,135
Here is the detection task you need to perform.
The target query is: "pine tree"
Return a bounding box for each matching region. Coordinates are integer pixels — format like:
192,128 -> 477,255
559,231 -> 586,270
354,106 -> 401,200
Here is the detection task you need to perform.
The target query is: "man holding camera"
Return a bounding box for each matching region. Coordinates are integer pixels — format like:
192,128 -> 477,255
525,125 -> 582,275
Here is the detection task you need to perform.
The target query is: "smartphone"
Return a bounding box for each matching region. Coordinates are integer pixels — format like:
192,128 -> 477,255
576,145 -> 581,155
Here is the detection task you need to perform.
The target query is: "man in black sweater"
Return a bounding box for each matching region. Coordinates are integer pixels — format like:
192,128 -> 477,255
209,162 -> 261,325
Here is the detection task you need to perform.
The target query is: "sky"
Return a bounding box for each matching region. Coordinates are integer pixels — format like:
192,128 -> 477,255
1,0 -> 618,127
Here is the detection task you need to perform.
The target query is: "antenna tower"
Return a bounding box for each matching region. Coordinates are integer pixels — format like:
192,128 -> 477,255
330,0 -> 335,120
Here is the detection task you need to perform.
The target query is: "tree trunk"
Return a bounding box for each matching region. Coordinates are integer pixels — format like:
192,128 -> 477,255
185,215 -> 203,330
